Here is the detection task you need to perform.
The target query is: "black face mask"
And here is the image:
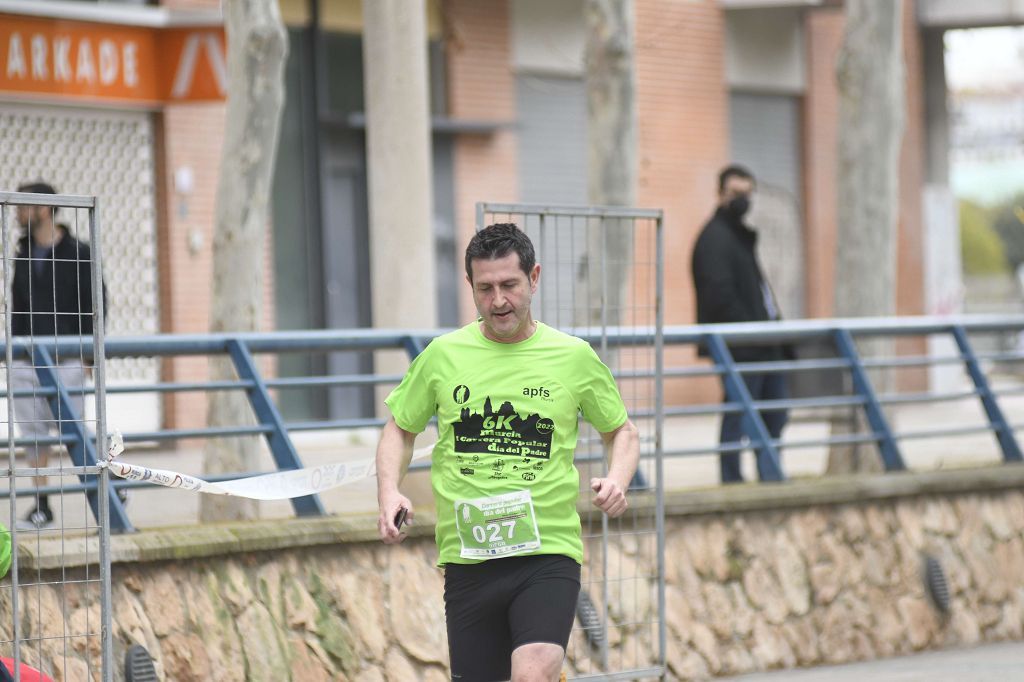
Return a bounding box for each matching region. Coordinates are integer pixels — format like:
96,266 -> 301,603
727,195 -> 751,220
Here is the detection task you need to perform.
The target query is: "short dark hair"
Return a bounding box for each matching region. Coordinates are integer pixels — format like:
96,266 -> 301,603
17,181 -> 57,195
718,165 -> 755,193
465,223 -> 536,281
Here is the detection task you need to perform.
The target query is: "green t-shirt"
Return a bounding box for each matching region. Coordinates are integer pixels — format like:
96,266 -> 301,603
386,321 -> 628,565
0,522 -> 9,579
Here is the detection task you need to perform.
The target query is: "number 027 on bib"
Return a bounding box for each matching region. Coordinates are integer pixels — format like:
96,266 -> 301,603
453,490 -> 542,559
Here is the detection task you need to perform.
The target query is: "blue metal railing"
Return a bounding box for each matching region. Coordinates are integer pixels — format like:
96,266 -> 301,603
3,314 -> 1024,532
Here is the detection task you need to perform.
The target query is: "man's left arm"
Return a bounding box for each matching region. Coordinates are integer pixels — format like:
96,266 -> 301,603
590,419 -> 640,518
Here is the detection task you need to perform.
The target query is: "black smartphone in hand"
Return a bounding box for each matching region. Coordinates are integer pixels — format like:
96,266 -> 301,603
394,507 -> 408,530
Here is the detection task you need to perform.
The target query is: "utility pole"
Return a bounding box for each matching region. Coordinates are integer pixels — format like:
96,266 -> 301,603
362,1 -> 436,331
362,0 -> 436,412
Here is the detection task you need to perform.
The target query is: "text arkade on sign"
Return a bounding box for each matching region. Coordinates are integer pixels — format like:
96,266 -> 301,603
6,33 -> 141,89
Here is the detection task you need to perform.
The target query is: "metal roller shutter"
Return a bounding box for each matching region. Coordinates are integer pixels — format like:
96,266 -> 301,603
0,101 -> 160,432
729,91 -> 806,320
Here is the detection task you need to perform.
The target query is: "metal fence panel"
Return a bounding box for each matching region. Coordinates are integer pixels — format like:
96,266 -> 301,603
477,203 -> 666,680
1,191 -> 112,682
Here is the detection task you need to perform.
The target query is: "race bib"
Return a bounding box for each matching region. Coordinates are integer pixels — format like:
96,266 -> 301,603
454,490 -> 541,559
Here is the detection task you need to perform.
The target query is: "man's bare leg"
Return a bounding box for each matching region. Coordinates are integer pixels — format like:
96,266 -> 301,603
33,449 -> 50,494
510,642 -> 564,682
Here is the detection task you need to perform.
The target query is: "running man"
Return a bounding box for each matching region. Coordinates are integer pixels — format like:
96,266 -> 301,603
376,223 -> 640,682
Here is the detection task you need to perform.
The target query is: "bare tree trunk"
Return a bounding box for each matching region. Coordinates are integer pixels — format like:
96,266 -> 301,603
827,0 -> 904,474
580,0 -> 637,328
202,0 -> 288,521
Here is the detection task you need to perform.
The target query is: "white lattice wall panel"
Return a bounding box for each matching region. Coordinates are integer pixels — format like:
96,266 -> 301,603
0,101 -> 160,429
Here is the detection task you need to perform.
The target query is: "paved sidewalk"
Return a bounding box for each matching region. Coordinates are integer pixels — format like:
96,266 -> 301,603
3,382 -> 1023,529
720,642 -> 1024,681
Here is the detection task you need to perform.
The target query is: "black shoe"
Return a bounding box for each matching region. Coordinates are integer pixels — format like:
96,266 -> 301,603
16,505 -> 53,531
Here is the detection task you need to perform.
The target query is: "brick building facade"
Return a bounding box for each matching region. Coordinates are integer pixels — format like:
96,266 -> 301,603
1,0 -> 938,428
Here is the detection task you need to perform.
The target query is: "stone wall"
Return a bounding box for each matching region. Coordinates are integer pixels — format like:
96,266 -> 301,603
660,488 -> 1024,678
6,465 -> 1024,681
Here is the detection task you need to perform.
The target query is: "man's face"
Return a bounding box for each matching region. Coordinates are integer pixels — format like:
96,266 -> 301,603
16,204 -> 34,228
468,252 -> 540,343
15,205 -> 48,230
718,175 -> 755,207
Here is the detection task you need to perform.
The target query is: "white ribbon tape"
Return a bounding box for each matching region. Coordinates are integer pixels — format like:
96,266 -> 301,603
102,430 -> 433,500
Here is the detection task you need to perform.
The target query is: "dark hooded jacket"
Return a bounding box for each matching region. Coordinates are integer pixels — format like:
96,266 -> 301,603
11,225 -> 103,338
691,207 -> 790,362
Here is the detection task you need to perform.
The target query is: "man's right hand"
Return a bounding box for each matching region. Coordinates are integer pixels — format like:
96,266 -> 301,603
377,490 -> 414,544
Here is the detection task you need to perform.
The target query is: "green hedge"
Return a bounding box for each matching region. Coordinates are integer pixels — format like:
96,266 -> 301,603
960,199 -> 1008,275
991,193 -> 1024,270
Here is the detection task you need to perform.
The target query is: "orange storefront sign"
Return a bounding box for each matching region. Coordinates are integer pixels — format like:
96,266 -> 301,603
0,14 -> 226,106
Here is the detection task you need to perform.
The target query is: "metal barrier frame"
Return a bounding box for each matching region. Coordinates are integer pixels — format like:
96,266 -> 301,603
478,201 -> 667,680
1,190 -> 115,681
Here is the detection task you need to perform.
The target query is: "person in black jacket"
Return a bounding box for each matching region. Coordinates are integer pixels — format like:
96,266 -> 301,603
10,182 -> 101,530
691,165 -> 789,483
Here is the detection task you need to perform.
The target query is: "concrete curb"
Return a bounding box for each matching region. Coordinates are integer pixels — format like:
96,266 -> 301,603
15,463 -> 1024,570
659,461 -> 1024,517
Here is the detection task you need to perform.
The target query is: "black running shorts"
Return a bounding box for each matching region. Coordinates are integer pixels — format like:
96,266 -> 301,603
444,554 -> 581,682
